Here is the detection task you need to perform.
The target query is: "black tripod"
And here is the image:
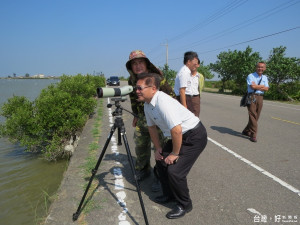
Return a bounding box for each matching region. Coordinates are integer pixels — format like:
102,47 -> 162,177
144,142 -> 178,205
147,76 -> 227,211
73,97 -> 149,225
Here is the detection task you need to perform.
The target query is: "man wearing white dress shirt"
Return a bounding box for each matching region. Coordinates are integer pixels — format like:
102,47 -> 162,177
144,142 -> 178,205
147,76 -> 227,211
136,72 -> 207,219
174,51 -> 201,117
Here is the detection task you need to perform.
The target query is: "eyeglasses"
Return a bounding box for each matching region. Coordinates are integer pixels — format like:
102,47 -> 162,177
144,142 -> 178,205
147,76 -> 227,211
135,85 -> 152,91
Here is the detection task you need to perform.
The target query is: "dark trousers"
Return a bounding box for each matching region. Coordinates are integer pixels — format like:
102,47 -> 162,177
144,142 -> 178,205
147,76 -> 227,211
176,95 -> 201,117
186,95 -> 200,118
243,95 -> 263,138
156,122 -> 207,209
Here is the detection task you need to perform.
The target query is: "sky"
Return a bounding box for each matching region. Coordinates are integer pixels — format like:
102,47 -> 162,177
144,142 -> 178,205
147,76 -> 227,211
0,0 -> 299,79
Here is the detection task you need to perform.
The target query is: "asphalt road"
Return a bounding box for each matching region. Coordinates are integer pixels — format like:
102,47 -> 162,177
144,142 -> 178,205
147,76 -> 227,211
95,84 -> 300,225
46,81 -> 299,225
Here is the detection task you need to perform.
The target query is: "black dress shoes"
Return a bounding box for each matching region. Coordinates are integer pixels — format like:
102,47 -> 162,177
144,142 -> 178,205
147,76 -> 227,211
166,204 -> 193,219
153,195 -> 175,204
151,177 -> 161,192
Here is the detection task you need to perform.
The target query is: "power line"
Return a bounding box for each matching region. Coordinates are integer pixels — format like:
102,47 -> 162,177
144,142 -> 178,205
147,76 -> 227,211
165,26 -> 299,62
199,27 -> 300,55
168,0 -> 248,43
182,0 -> 299,50
146,0 -> 248,55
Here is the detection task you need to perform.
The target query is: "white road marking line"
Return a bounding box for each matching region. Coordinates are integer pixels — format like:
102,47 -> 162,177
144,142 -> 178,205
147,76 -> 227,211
208,137 -> 300,197
247,208 -> 262,215
107,98 -> 130,224
119,221 -> 131,225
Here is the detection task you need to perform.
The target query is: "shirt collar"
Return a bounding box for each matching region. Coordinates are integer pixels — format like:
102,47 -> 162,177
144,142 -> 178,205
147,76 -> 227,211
149,91 -> 159,107
183,65 -> 191,73
254,72 -> 263,78
192,72 -> 200,78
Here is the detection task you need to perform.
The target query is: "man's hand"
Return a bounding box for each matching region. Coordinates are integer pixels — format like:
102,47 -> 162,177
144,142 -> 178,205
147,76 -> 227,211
251,81 -> 269,91
179,87 -> 187,108
165,154 -> 179,165
148,125 -> 163,161
132,117 -> 138,127
155,148 -> 163,161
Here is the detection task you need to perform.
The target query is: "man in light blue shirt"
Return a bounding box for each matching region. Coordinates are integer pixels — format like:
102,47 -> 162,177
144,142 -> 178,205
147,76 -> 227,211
242,62 -> 269,142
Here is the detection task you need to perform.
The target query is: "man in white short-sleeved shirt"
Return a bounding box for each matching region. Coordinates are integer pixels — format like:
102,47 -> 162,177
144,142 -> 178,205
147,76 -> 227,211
136,72 -> 207,219
174,51 -> 201,116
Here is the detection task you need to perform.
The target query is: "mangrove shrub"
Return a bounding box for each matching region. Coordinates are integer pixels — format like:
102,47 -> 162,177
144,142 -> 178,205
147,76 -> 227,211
0,74 -> 106,160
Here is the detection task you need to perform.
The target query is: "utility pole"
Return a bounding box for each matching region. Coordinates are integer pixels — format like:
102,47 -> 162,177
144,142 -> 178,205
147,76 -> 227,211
161,40 -> 168,66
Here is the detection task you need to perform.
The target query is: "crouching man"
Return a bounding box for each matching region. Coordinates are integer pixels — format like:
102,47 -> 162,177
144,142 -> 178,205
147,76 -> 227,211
135,72 -> 207,219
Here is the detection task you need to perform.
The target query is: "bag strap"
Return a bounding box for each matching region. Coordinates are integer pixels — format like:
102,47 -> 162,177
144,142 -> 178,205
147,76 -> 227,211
254,76 -> 263,93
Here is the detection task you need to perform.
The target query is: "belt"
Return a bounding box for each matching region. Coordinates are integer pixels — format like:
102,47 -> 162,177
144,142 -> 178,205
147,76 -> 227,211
249,92 -> 264,96
185,94 -> 200,97
182,121 -> 201,140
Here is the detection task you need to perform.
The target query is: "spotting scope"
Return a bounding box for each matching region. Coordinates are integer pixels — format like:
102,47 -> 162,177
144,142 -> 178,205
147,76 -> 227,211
97,85 -> 133,98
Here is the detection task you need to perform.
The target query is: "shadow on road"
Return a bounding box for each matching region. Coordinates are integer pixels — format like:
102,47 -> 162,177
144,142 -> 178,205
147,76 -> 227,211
78,152 -> 173,224
210,126 -> 249,140
102,152 -> 173,207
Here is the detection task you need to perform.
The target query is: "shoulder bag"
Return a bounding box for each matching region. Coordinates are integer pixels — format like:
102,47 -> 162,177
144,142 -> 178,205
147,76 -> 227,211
240,77 -> 262,107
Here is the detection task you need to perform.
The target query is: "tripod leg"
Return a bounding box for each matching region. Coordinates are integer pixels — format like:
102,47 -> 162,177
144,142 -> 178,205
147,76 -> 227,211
121,131 -> 149,225
117,127 -> 122,146
72,124 -> 117,221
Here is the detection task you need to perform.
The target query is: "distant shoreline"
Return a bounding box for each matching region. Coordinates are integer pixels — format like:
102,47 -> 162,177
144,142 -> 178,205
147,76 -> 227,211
0,77 -> 60,79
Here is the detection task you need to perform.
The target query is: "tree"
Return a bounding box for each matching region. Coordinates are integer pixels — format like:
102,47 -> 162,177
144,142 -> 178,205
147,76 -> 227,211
210,46 -> 261,93
266,46 -> 300,101
266,46 -> 300,84
209,50 -> 235,92
160,64 -> 177,87
0,74 -> 106,160
198,61 -> 214,80
25,73 -> 30,78
231,46 -> 261,91
119,76 -> 128,81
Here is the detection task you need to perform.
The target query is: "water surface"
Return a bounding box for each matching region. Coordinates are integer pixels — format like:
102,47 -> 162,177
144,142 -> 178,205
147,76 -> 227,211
0,79 -> 68,224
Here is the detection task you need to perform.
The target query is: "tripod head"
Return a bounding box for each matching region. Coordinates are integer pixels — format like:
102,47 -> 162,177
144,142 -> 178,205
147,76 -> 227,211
107,97 -> 138,118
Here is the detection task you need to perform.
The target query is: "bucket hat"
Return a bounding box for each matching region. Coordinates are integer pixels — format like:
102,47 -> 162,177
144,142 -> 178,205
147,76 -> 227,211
126,50 -> 162,75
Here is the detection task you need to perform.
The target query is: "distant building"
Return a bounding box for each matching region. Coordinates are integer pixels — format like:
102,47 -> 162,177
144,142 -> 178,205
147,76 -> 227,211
32,74 -> 45,78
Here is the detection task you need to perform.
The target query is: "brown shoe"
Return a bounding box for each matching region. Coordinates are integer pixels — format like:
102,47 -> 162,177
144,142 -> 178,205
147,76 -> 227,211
242,130 -> 251,137
250,137 -> 257,142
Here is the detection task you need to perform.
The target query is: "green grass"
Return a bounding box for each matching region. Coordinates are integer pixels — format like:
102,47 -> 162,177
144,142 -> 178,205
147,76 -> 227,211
78,99 -> 104,221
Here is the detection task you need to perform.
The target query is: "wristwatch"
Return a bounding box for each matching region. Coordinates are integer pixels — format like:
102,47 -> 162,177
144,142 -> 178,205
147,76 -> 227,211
170,151 -> 179,156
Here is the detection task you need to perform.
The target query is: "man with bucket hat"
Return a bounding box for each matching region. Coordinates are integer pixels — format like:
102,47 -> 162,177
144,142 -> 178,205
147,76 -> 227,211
126,50 -> 174,191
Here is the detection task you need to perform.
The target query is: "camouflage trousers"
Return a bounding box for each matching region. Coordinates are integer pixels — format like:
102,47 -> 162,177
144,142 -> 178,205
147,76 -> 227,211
134,114 -> 166,171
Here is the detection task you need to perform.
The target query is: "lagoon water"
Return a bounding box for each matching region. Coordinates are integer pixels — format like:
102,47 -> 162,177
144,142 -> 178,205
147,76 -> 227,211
0,79 -> 68,225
